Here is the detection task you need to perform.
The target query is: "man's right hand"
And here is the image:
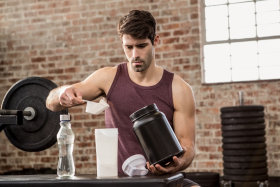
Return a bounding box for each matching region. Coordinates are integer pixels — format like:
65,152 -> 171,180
59,86 -> 85,107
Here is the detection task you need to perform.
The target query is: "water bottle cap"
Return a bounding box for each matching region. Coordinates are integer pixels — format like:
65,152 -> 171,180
60,114 -> 71,121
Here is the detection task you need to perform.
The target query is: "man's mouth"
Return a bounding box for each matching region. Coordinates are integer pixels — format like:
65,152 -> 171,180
133,61 -> 142,65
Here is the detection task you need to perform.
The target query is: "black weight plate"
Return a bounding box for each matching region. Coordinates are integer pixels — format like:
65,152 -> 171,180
222,137 -> 266,144
223,149 -> 267,156
223,162 -> 267,169
194,182 -> 219,187
183,172 -> 220,180
221,105 -> 264,113
224,168 -> 267,175
223,143 -> 266,150
221,112 -> 264,119
1,77 -> 66,152
183,172 -> 219,184
222,124 -> 265,131
223,156 -> 267,163
222,118 -> 265,125
222,181 -> 265,187
222,130 -> 265,137
223,174 -> 268,182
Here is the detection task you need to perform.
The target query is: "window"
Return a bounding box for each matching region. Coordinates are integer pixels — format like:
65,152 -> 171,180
201,0 -> 280,83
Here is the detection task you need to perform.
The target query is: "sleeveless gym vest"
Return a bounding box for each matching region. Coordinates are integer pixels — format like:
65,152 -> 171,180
105,62 -> 175,174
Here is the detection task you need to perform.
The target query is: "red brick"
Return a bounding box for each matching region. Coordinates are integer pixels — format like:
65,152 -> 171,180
191,13 -> 199,19
157,32 -> 171,37
31,57 -> 46,63
6,1 -> 20,6
191,0 -> 198,5
173,30 -> 190,36
31,18 -> 45,23
48,69 -> 64,74
210,154 -> 222,160
1,152 -> 16,157
23,64 -> 39,70
162,23 -> 180,30
99,51 -> 115,56
66,13 -> 80,20
162,37 -> 179,44
156,45 -> 172,52
38,9 -> 54,15
72,122 -> 83,128
57,75 -> 72,80
64,54 -> 79,60
76,142 -> 92,148
156,18 -> 169,24
41,157 -> 56,163
173,44 -> 190,50
0,72 -> 14,77
15,46 -> 29,51
84,122 -> 100,127
196,130 -> 212,137
41,63 -> 55,68
163,52 -> 181,58
74,114 -> 90,120
204,124 -> 221,129
90,17 -> 104,23
65,67 -> 80,73
72,19 -> 87,25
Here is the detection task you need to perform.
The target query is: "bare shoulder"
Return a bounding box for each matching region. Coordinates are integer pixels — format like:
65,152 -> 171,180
82,66 -> 117,87
172,74 -> 195,112
172,74 -> 194,97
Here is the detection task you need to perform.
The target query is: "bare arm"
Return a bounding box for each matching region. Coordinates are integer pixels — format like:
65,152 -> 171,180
147,74 -> 196,173
46,67 -> 117,112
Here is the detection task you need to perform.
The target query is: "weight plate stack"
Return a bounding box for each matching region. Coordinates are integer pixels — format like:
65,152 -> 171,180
220,105 -> 268,184
183,172 -> 220,187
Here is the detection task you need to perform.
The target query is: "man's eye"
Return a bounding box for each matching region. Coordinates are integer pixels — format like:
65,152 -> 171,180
138,45 -> 146,48
126,46 -> 133,49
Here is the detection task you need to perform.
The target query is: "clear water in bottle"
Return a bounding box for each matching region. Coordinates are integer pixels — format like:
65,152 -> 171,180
57,115 -> 75,177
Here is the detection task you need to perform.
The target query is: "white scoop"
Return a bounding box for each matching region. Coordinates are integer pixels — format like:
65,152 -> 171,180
82,98 -> 109,115
122,154 -> 148,177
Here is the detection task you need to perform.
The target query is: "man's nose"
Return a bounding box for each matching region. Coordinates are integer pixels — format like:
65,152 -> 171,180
133,48 -> 140,59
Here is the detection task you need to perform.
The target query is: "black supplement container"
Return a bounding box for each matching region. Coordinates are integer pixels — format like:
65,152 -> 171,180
130,103 -> 184,166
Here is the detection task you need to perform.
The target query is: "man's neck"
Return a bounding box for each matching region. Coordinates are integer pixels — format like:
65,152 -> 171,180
126,62 -> 164,87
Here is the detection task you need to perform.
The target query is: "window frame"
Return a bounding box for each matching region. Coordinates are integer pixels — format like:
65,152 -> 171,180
200,0 -> 280,85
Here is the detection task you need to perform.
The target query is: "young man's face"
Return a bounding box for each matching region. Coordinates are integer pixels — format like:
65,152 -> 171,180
122,34 -> 157,72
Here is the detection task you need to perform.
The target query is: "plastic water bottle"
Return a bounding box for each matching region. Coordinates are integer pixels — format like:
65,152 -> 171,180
57,113 -> 75,177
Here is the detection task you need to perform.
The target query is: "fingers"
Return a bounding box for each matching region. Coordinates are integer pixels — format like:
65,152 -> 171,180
155,164 -> 169,174
59,87 -> 84,107
147,162 -> 163,175
150,164 -> 164,175
173,156 -> 180,166
155,156 -> 181,174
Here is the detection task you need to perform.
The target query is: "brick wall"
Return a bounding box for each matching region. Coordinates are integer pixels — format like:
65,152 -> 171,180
0,0 -> 279,177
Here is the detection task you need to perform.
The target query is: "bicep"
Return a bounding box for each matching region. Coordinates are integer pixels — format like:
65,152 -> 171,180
172,76 -> 196,147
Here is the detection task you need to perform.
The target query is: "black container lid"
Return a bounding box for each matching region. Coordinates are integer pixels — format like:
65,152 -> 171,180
129,103 -> 158,123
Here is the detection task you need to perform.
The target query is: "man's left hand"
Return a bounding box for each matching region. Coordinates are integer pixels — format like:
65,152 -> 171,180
146,146 -> 187,175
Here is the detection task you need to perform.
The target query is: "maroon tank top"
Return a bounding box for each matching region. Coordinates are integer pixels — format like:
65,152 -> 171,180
105,62 -> 174,174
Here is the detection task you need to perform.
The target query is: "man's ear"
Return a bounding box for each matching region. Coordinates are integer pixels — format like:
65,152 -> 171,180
154,34 -> 160,47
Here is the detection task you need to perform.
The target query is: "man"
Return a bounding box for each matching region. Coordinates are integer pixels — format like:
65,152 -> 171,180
47,10 -> 198,187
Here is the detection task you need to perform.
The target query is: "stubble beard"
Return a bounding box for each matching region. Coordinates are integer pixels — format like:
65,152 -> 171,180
131,60 -> 148,72
130,56 -> 152,73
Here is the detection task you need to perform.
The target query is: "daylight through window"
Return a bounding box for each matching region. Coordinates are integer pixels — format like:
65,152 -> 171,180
202,0 -> 280,83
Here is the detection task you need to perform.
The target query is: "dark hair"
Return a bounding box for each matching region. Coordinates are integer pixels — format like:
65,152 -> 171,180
117,10 -> 156,45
